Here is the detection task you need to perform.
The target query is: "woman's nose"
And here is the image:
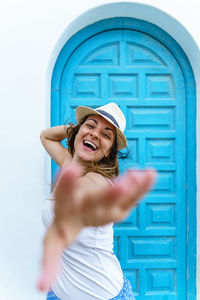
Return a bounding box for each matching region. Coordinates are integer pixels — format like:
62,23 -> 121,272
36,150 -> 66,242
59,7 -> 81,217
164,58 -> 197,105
90,129 -> 99,139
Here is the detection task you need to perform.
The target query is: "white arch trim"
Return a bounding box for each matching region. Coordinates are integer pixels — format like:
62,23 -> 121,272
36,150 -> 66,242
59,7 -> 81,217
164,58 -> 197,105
46,3 -> 200,298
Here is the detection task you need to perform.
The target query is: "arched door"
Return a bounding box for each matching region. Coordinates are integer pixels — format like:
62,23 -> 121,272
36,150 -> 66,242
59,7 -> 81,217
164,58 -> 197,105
51,19 -> 196,300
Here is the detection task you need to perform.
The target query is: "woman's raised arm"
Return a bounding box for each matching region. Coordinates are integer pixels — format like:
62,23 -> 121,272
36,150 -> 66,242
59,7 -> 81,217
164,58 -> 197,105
40,125 -> 72,167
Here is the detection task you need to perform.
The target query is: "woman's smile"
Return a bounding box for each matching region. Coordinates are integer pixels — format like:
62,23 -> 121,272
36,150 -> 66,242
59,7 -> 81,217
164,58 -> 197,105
82,140 -> 98,151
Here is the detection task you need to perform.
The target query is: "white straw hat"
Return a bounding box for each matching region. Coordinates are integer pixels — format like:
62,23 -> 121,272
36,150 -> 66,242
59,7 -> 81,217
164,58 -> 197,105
75,102 -> 127,150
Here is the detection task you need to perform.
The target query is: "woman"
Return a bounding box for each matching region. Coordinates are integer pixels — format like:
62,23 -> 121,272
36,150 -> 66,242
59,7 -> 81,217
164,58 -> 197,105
38,103 -> 156,299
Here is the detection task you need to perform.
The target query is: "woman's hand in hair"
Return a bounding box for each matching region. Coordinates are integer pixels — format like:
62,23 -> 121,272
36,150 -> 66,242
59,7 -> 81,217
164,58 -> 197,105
37,163 -> 157,292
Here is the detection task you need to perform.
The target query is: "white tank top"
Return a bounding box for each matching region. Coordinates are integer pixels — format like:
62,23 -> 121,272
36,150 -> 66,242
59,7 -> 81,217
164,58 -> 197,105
42,199 -> 123,300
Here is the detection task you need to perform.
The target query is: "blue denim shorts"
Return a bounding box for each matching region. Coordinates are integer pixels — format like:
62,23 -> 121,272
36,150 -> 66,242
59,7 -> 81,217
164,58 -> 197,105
110,276 -> 134,300
47,276 -> 134,300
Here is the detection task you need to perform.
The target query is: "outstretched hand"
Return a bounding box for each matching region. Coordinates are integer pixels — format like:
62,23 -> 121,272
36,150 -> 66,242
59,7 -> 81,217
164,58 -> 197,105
37,164 -> 157,291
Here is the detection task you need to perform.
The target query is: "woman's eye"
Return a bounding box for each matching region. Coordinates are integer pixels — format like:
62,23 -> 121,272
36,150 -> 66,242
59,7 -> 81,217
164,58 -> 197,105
103,133 -> 110,139
86,123 -> 94,128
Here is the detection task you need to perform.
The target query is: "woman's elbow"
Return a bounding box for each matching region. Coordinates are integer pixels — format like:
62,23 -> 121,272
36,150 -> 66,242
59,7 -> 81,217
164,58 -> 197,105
40,130 -> 46,143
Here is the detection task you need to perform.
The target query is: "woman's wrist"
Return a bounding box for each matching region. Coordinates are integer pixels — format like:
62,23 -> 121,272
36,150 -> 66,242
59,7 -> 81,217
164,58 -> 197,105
64,124 -> 71,139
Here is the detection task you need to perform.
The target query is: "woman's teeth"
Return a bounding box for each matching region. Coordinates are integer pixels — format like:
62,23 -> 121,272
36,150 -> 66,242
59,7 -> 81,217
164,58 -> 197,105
83,140 -> 97,151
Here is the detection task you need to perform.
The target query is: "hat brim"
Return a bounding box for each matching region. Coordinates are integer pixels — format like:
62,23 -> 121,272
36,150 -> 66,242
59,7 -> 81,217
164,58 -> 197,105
75,106 -> 127,150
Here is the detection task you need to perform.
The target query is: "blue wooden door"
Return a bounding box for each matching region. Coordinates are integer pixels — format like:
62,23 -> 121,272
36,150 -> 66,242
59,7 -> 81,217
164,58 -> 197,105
51,24 -> 195,299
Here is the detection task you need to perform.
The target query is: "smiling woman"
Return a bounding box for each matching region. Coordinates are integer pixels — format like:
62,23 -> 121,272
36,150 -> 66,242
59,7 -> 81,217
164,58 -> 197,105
39,102 -> 156,300
63,103 -> 127,179
73,115 -> 115,161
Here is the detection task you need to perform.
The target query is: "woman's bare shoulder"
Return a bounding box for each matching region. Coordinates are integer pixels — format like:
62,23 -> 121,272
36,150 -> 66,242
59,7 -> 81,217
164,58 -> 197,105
61,150 -> 73,167
85,172 -> 113,187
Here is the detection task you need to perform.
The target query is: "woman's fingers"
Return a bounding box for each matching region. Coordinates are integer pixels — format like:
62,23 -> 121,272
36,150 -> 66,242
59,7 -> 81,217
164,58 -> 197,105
118,169 -> 157,210
54,163 -> 83,204
101,169 -> 157,222
99,183 -> 125,205
53,163 -> 84,222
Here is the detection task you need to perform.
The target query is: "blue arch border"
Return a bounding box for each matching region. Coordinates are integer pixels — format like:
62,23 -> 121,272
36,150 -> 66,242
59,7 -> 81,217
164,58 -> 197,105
51,17 -> 196,299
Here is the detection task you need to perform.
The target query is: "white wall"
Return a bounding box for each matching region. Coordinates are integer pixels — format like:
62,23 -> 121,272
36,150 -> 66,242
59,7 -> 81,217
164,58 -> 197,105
0,1 -> 199,300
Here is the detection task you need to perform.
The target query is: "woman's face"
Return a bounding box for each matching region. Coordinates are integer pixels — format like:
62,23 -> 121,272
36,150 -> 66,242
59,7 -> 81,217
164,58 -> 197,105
73,114 -> 116,163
